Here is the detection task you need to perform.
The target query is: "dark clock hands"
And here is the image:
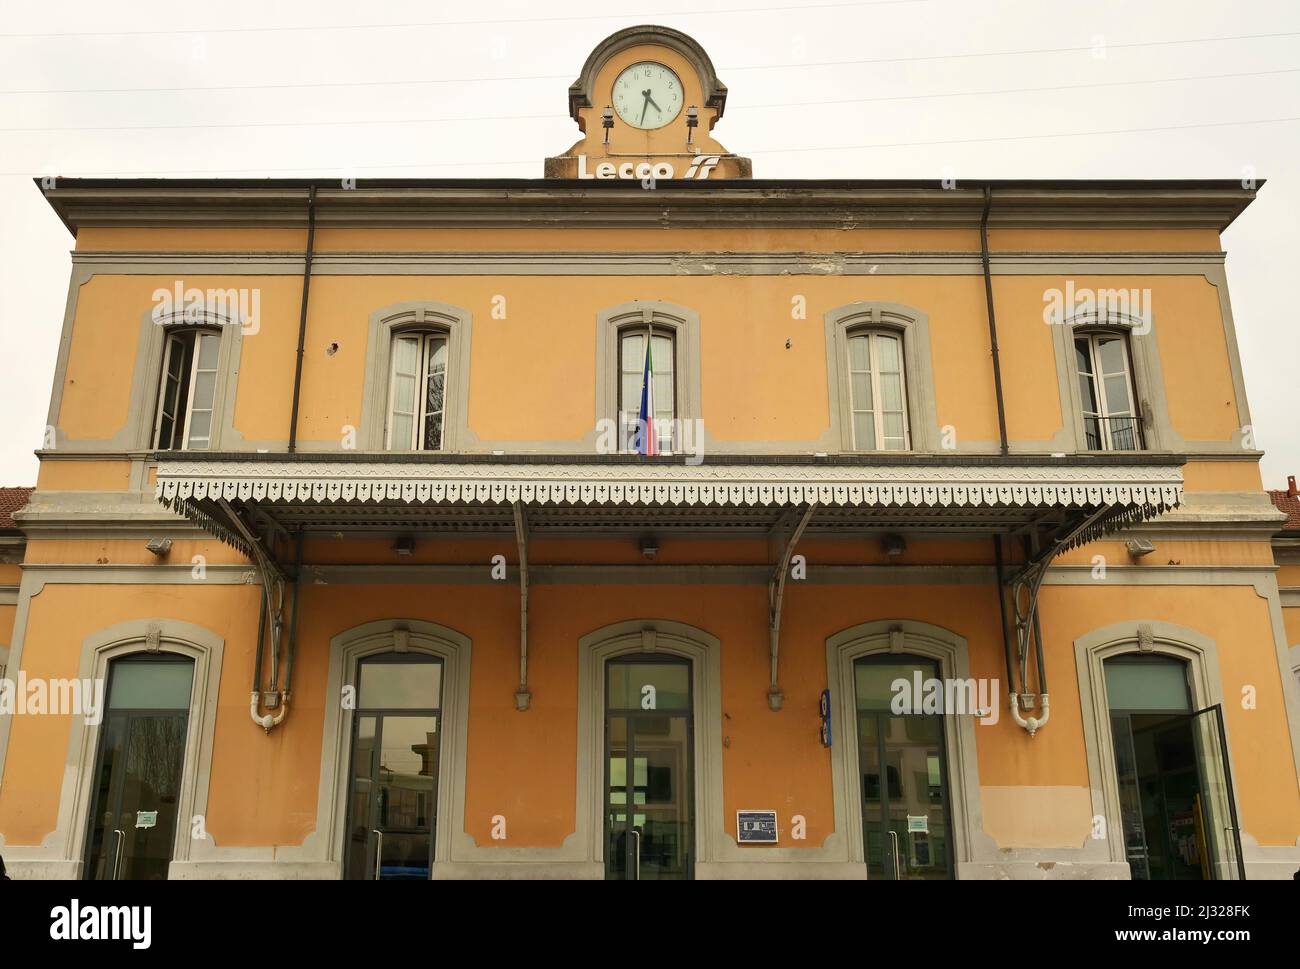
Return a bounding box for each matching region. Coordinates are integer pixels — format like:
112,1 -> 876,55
639,89 -> 664,127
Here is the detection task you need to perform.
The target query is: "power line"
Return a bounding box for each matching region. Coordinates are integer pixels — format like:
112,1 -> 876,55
0,1 -> 925,40
4,66 -> 1297,135
7,114 -> 1295,178
2,28 -> 1298,96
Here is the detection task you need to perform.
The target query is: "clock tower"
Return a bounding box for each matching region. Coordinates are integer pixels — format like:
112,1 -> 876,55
545,25 -> 751,180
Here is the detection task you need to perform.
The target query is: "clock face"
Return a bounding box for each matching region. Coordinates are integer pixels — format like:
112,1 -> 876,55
612,62 -> 683,130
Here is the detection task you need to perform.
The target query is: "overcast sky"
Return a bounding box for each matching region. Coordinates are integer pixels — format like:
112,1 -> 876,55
0,0 -> 1296,487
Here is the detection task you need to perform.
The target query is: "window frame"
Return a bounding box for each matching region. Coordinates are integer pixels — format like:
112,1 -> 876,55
617,322 -> 678,453
845,327 -> 912,452
1073,328 -> 1142,452
384,328 -> 450,452
360,301 -> 472,453
825,302 -> 937,454
151,324 -> 223,452
596,301 -> 701,453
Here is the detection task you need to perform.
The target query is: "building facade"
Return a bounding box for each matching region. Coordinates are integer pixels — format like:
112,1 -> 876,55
1,25 -> 1298,880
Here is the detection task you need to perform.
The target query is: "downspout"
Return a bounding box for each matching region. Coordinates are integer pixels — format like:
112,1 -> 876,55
980,186 -> 1010,455
287,185 -> 317,453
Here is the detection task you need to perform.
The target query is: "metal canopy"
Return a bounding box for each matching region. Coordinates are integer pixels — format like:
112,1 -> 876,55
153,452 -> 1183,717
155,453 -> 1184,556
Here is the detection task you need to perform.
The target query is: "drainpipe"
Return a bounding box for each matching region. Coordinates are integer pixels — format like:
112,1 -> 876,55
980,186 -> 1010,456
287,185 -> 318,453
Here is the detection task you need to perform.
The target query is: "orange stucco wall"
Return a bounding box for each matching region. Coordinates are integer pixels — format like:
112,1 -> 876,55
3,571 -> 1296,850
52,265 -> 1243,455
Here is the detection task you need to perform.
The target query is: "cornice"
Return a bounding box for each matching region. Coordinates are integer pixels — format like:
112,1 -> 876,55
41,182 -> 1256,234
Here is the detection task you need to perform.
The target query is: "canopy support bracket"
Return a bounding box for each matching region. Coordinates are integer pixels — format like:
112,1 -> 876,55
513,501 -> 532,711
767,501 -> 817,711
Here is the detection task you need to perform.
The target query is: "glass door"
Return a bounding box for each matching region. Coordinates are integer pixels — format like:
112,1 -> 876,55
84,655 -> 195,880
604,656 -> 694,880
1188,704 -> 1246,880
344,653 -> 442,880
1104,655 -> 1243,880
854,654 -> 953,880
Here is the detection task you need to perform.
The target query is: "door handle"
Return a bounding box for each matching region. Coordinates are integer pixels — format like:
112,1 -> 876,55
372,829 -> 384,881
112,829 -> 126,880
887,829 -> 901,880
631,828 -> 641,881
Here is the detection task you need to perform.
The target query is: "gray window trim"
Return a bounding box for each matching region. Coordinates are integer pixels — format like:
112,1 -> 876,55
1051,313 -> 1172,453
825,301 -> 938,453
1073,620 -> 1243,876
128,309 -> 243,452
360,301 -> 472,452
596,300 -> 701,436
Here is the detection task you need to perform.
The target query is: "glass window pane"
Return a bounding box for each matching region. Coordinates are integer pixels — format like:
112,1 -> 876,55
606,661 -> 690,711
855,657 -> 940,711
875,334 -> 901,371
848,335 -> 871,371
196,331 -> 220,369
392,374 -> 416,415
358,657 -> 442,710
190,370 -> 217,411
390,414 -> 413,450
186,410 -> 212,444
852,411 -> 876,450
1074,339 -> 1093,376
622,333 -> 644,367
1078,374 -> 1099,414
1104,655 -> 1191,712
880,373 -> 903,411
1096,336 -> 1128,375
1103,374 -> 1132,414
883,411 -> 905,438
850,373 -> 872,409
108,658 -> 195,710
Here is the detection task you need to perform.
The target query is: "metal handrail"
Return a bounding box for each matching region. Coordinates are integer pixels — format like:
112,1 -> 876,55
1083,413 -> 1145,451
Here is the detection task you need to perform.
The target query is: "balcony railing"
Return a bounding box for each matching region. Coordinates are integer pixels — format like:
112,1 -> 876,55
1083,414 -> 1145,451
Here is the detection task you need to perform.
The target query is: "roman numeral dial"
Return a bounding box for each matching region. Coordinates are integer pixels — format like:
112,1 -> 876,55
612,61 -> 684,130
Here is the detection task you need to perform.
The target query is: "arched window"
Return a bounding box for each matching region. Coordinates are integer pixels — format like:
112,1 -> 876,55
618,323 -> 676,452
846,329 -> 910,451
386,330 -> 448,451
153,325 -> 222,450
1074,330 -> 1141,451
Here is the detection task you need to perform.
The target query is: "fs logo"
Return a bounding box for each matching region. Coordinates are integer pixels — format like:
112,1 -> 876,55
684,155 -> 722,179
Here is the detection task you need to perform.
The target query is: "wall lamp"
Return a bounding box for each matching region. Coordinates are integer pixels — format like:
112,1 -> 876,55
393,535 -> 415,556
881,533 -> 907,557
602,105 -> 614,144
145,537 -> 173,557
1125,537 -> 1156,559
639,536 -> 660,560
686,105 -> 699,145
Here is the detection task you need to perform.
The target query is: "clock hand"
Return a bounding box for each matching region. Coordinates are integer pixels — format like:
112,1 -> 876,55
640,90 -> 651,126
646,95 -> 663,114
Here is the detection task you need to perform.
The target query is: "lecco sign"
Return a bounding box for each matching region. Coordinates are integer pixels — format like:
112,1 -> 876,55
576,154 -> 722,180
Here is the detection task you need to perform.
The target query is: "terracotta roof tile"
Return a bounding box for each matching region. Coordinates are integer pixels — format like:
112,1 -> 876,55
0,487 -> 33,531
1267,480 -> 1300,532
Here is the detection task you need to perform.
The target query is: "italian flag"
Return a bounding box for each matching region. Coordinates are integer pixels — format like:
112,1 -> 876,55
637,336 -> 657,456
